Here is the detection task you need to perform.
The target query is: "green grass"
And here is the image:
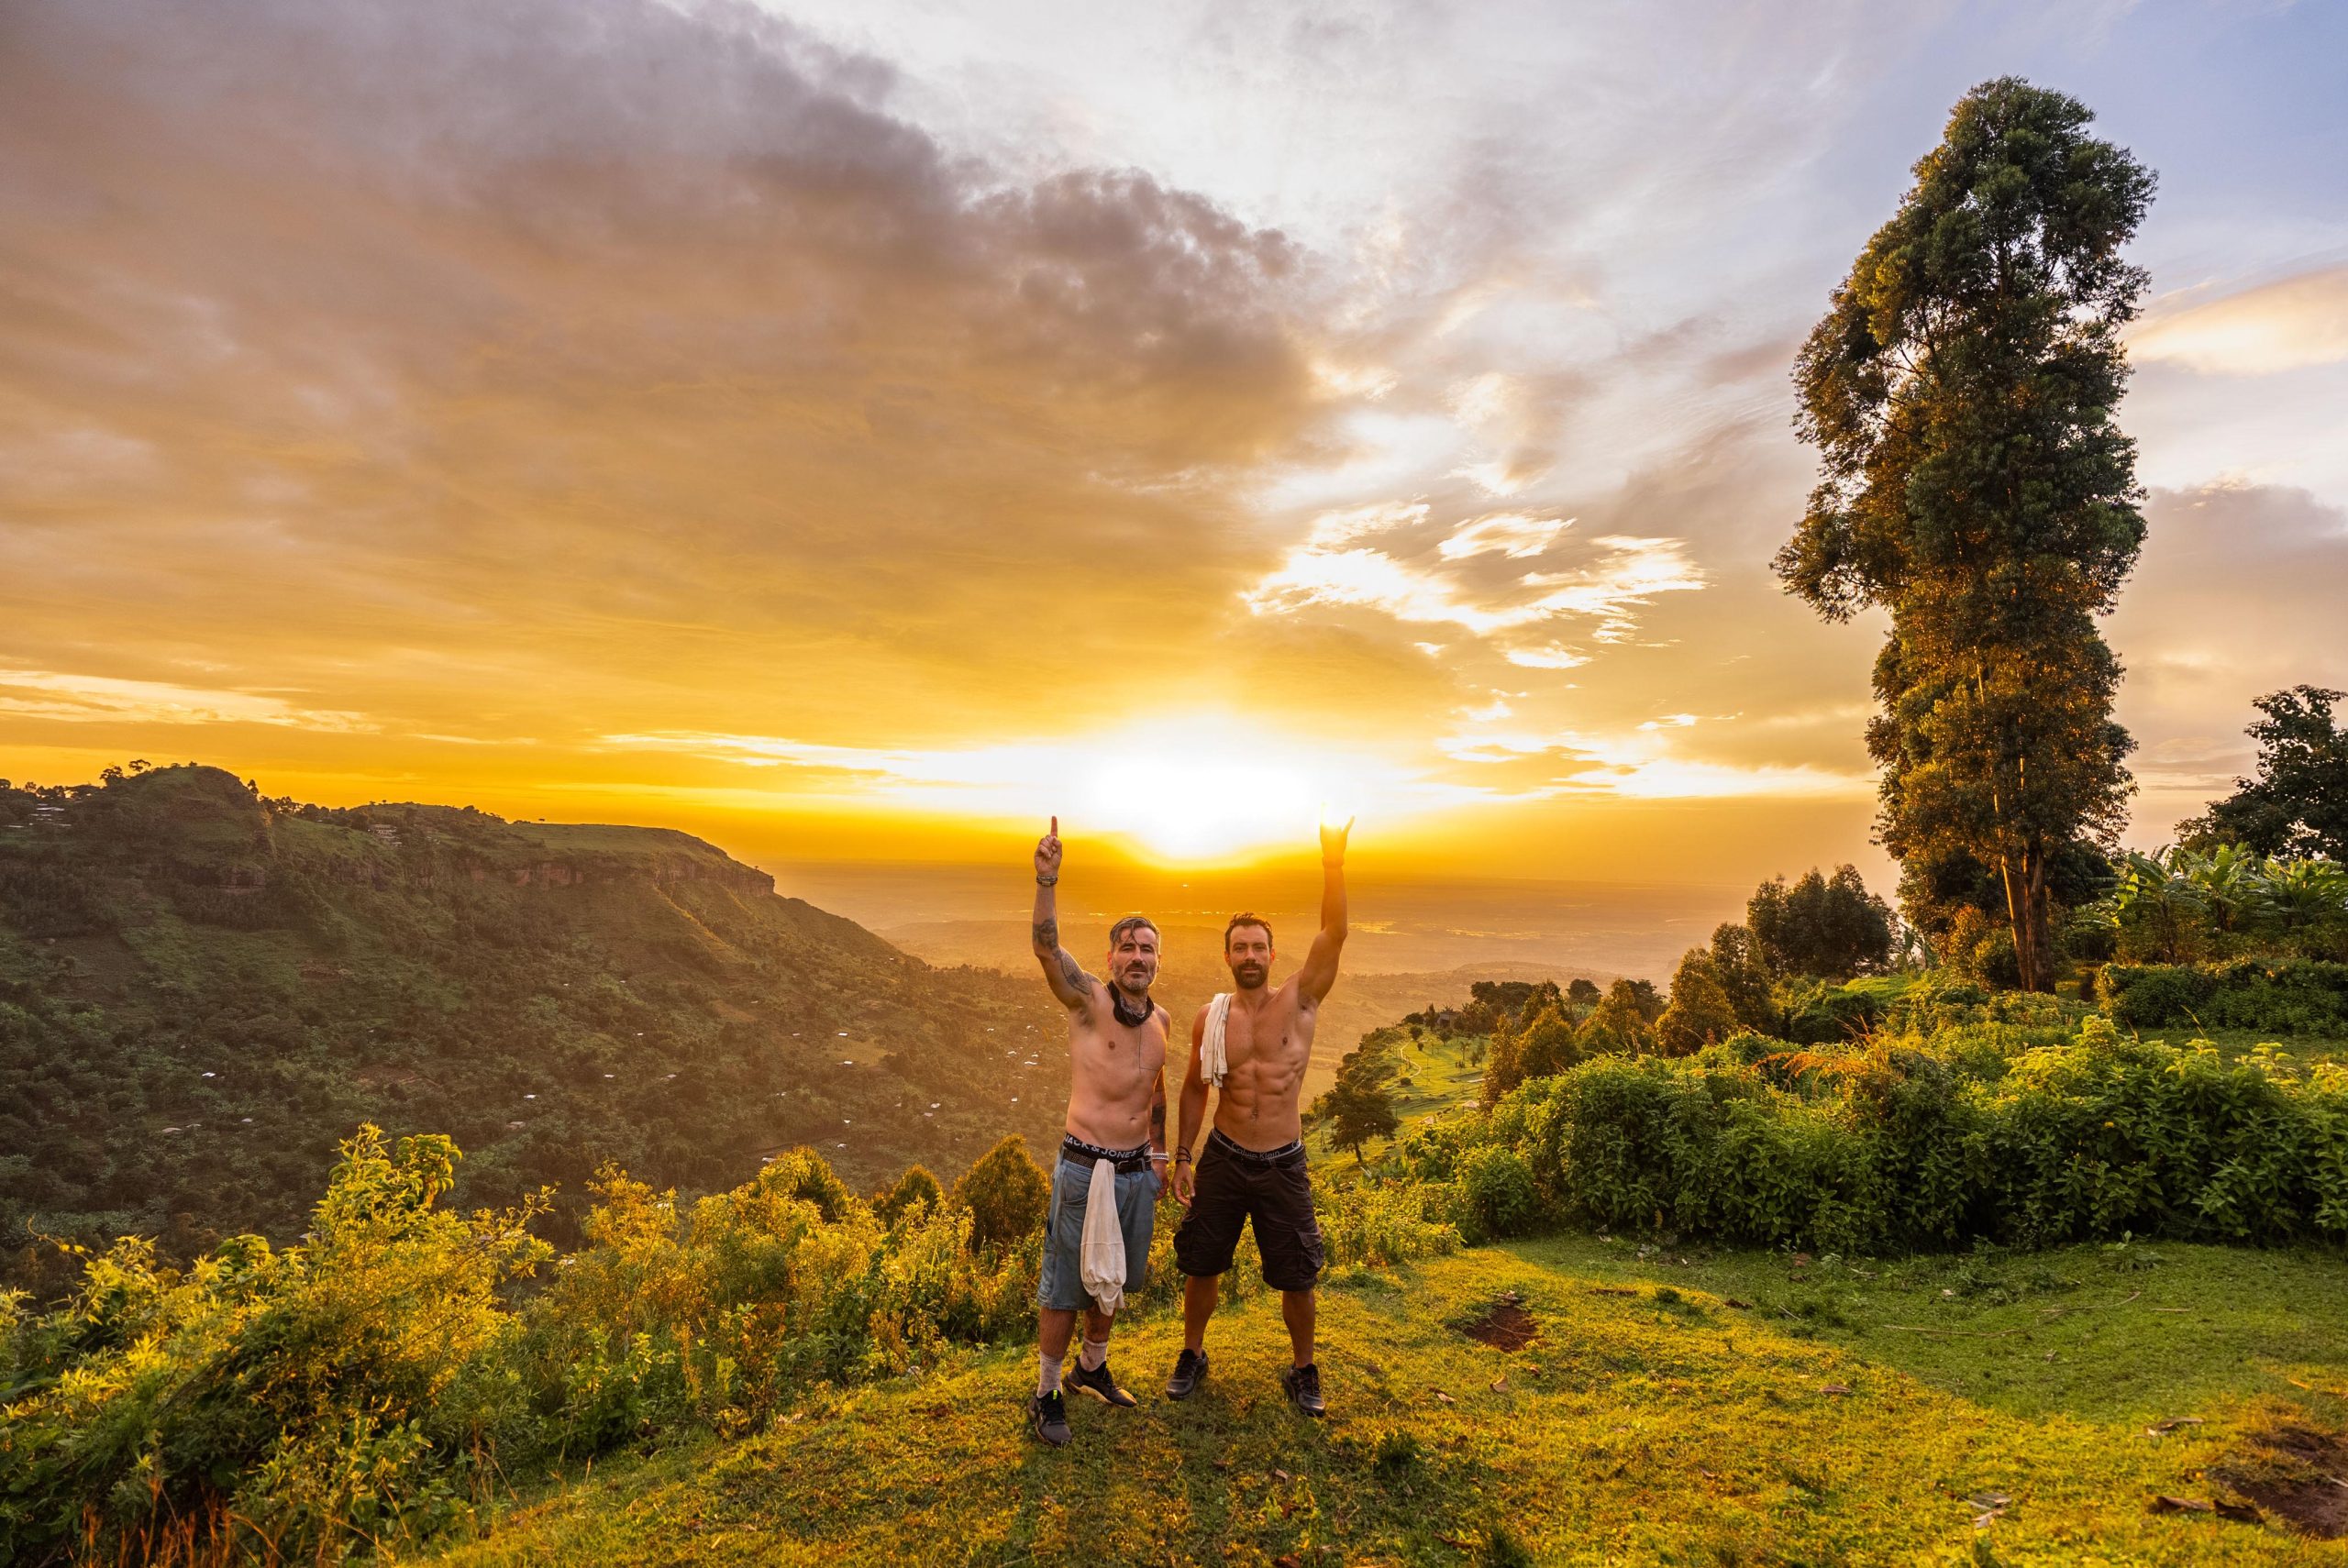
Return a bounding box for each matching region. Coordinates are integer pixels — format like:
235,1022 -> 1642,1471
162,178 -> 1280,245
2143,1027 -> 2348,1068
1309,1028 -> 1490,1168
439,1237 -> 2348,1566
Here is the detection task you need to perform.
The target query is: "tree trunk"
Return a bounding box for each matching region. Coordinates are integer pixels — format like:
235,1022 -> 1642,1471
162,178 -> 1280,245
1998,852 -> 2037,992
2021,844 -> 2054,992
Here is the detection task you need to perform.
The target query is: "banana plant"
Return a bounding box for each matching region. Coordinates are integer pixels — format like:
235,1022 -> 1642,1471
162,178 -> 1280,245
2179,842 -> 2263,934
2258,856 -> 2348,937
2099,848 -> 2207,963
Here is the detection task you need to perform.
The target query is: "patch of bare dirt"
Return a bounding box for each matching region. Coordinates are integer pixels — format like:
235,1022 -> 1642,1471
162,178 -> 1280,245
2212,1425 -> 2348,1540
1456,1290 -> 1539,1352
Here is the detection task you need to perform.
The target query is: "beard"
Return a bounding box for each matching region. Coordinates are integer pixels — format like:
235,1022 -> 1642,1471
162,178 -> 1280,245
1115,964 -> 1156,996
1230,960 -> 1268,990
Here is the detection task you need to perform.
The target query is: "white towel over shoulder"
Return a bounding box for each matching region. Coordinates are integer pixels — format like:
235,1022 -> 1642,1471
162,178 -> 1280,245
1078,1157 -> 1125,1314
1201,991 -> 1233,1088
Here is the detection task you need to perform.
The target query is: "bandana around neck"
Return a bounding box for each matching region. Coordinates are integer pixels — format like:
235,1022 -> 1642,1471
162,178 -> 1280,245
1108,985 -> 1153,1029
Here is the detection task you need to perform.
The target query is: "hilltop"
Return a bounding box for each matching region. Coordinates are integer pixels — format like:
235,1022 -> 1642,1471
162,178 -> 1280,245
0,764 -> 1067,1280
441,1233 -> 2348,1566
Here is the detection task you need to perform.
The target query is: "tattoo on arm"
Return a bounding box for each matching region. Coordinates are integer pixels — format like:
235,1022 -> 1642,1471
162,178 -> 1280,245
1055,949 -> 1096,998
1031,917 -> 1058,949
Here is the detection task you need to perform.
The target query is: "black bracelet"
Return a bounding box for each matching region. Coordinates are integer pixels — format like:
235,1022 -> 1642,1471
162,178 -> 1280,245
1175,1149 -> 1192,1164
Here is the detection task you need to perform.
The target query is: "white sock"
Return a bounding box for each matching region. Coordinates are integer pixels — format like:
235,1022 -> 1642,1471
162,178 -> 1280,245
1037,1351 -> 1062,1396
1080,1336 -> 1108,1372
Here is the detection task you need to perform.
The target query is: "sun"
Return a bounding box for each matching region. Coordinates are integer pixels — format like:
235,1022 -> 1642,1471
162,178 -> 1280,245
1070,719 -> 1362,862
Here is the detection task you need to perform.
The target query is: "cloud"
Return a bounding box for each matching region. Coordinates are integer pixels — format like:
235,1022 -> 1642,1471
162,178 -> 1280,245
2132,266 -> 2348,376
0,0 -> 1331,746
2104,480 -> 2348,840
1503,643 -> 1589,670
1559,758 -> 1868,800
1242,530 -> 1701,641
1437,512 -> 1573,560
1306,501 -> 1431,547
0,668 -> 373,731
599,719 -> 1473,856
1431,722 -> 1869,800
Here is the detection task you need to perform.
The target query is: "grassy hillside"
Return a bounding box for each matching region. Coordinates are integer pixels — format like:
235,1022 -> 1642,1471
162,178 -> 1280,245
0,764 -> 1066,1283
439,1237 -> 2348,1566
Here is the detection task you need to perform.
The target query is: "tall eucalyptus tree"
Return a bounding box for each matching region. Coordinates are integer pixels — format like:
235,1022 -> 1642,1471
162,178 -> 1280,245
1778,79 -> 2155,989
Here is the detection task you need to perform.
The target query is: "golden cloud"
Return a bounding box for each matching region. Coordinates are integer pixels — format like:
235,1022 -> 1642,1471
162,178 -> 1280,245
2132,266 -> 2348,376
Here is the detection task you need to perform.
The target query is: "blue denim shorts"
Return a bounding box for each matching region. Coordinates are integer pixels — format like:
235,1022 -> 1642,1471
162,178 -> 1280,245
1036,1154 -> 1157,1311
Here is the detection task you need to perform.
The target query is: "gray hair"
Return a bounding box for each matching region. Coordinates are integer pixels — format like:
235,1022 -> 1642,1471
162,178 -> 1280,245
1107,914 -> 1160,949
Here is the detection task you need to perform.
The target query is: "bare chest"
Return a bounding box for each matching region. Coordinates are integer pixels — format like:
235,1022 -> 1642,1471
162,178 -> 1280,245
1070,1014 -> 1167,1083
1223,994 -> 1313,1067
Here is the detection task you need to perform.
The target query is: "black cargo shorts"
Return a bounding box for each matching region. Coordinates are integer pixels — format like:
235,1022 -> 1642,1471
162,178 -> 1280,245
1173,1128 -> 1325,1292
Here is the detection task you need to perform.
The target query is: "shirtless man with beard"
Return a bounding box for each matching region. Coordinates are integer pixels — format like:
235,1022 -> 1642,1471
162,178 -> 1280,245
1024,817 -> 1169,1448
1167,819 -> 1349,1417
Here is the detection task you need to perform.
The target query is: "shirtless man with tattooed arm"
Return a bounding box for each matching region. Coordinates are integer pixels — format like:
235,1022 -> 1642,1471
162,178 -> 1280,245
1167,818 -> 1349,1417
1024,816 -> 1169,1448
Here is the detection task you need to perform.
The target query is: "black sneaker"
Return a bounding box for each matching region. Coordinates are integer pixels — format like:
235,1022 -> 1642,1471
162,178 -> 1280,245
1065,1357 -> 1137,1408
1281,1363 -> 1324,1418
1166,1347 -> 1209,1399
1028,1388 -> 1071,1446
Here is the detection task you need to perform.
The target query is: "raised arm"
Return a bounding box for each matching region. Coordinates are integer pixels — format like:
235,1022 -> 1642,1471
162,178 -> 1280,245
1030,816 -> 1095,1011
1296,817 -> 1351,1005
1171,1004 -> 1210,1206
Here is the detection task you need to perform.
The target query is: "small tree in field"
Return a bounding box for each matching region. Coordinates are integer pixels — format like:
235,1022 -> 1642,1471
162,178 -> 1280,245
1777,79 -> 2154,990
1312,1035 -> 1401,1164
1656,951 -> 1741,1055
1746,867 -> 1896,979
1578,978 -> 1660,1055
955,1136 -> 1047,1252
877,1165 -> 945,1226
1707,922 -> 1777,1032
1483,1002 -> 1583,1101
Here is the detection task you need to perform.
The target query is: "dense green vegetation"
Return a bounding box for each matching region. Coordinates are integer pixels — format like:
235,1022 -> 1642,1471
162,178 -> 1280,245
16,942 -> 2348,1563
2096,845 -> 2348,966
1778,78 -> 2156,991
0,764 -> 1061,1290
0,1124 -> 1458,1563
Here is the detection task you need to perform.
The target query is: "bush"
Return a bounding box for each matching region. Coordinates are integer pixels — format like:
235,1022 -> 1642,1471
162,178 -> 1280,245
2098,962 -> 2221,1028
1459,1016 -> 2348,1253
1778,979 -> 1888,1044
1313,1180 -> 1461,1267
954,1135 -> 1050,1252
877,1165 -> 945,1226
1456,1145 -> 1541,1241
2099,959 -> 2348,1033
0,1127 -> 548,1563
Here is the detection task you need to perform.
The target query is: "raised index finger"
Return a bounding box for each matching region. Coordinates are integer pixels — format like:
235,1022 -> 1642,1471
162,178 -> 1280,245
1050,814 -> 1058,838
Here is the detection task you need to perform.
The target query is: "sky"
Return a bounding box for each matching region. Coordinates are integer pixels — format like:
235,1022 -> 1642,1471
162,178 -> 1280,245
2,0 -> 2344,887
